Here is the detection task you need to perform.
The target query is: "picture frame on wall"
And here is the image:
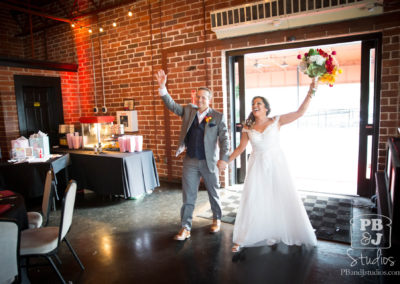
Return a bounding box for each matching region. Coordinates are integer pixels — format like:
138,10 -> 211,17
124,99 -> 135,110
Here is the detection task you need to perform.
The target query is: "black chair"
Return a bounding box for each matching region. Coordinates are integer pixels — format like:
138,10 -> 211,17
27,170 -> 54,228
20,180 -> 84,284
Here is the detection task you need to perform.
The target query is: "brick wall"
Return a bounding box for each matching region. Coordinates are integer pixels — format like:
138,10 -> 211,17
379,27 -> 400,169
0,8 -> 23,57
0,0 -> 399,183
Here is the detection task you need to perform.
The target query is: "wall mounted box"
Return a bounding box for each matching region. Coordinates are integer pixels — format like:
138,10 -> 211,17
116,111 -> 138,132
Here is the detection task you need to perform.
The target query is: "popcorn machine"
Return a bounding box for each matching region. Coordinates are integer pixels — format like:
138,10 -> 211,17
79,116 -> 115,149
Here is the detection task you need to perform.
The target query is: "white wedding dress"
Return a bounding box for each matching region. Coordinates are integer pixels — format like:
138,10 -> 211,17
233,116 -> 317,247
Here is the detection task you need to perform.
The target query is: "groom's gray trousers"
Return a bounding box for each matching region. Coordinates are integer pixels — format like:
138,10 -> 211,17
181,155 -> 222,230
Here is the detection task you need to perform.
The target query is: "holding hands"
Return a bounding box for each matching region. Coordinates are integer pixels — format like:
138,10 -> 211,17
156,70 -> 167,89
217,160 -> 228,173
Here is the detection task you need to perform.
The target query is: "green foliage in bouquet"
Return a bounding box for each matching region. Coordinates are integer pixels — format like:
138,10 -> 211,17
305,49 -> 326,78
298,48 -> 342,86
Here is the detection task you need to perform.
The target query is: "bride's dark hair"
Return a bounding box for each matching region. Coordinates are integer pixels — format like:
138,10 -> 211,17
244,96 -> 271,128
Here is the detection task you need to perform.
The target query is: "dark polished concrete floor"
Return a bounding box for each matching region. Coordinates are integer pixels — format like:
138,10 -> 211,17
23,183 -> 400,284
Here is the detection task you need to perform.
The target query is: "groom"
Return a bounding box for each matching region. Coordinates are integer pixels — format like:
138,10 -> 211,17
156,70 -> 230,241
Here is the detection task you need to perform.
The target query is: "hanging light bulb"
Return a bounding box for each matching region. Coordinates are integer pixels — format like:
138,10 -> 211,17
88,29 -> 92,34
128,10 -> 133,17
112,22 -> 117,27
71,23 -> 75,28
99,27 -> 104,32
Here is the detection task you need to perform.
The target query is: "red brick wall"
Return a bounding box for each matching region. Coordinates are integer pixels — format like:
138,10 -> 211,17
0,9 -> 23,57
0,0 -> 399,182
379,27 -> 400,169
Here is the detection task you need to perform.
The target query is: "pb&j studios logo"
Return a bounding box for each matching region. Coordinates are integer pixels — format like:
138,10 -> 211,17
344,214 -> 395,269
350,214 -> 391,249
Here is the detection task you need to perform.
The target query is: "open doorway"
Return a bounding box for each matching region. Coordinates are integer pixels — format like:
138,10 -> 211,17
228,35 -> 380,197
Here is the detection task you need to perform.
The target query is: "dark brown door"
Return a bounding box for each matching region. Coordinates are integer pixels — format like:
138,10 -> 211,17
14,75 -> 64,146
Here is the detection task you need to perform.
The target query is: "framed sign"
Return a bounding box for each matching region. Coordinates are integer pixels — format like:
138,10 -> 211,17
124,99 -> 135,110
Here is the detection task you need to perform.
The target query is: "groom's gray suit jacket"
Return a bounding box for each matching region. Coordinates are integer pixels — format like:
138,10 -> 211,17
161,93 -> 230,173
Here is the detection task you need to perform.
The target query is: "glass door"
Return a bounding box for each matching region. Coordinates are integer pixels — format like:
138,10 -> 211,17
358,39 -> 381,197
229,55 -> 246,184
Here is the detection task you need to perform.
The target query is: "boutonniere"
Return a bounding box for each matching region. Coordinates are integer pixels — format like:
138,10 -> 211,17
205,115 -> 216,127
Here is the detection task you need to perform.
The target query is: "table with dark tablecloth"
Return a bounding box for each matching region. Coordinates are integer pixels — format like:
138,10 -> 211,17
0,191 -> 28,230
0,154 -> 71,199
52,149 -> 159,198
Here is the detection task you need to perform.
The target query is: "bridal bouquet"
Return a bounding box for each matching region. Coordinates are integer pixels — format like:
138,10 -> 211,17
297,48 -> 342,87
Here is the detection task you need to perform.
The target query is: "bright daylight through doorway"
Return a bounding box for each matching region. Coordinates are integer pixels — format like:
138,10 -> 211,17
243,42 -> 363,196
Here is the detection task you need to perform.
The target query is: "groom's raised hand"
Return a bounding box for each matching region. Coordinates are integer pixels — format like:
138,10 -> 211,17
156,69 -> 167,89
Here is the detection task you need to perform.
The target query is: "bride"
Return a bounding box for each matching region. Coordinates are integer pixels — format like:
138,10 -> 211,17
228,79 -> 318,252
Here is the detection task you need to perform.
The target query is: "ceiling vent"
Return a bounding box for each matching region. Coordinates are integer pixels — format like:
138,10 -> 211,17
210,0 -> 383,39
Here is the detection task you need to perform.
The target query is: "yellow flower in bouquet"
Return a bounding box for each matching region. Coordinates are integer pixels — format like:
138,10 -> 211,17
297,48 -> 343,87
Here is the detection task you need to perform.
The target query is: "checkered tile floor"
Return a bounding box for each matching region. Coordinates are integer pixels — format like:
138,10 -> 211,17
197,190 -> 353,243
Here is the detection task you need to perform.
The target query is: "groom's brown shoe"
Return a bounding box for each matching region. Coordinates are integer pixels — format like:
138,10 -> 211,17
209,219 -> 221,233
174,228 -> 191,241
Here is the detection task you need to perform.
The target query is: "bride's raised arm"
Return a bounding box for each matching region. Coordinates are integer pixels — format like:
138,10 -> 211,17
279,78 -> 318,126
228,128 -> 249,164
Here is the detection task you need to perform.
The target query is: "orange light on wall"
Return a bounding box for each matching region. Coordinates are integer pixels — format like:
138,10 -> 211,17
191,89 -> 196,104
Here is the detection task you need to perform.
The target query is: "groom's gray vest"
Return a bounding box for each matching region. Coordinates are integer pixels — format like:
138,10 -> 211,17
185,118 -> 206,160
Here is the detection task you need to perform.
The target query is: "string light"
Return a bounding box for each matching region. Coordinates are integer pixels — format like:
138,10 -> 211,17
71,7 -> 134,34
